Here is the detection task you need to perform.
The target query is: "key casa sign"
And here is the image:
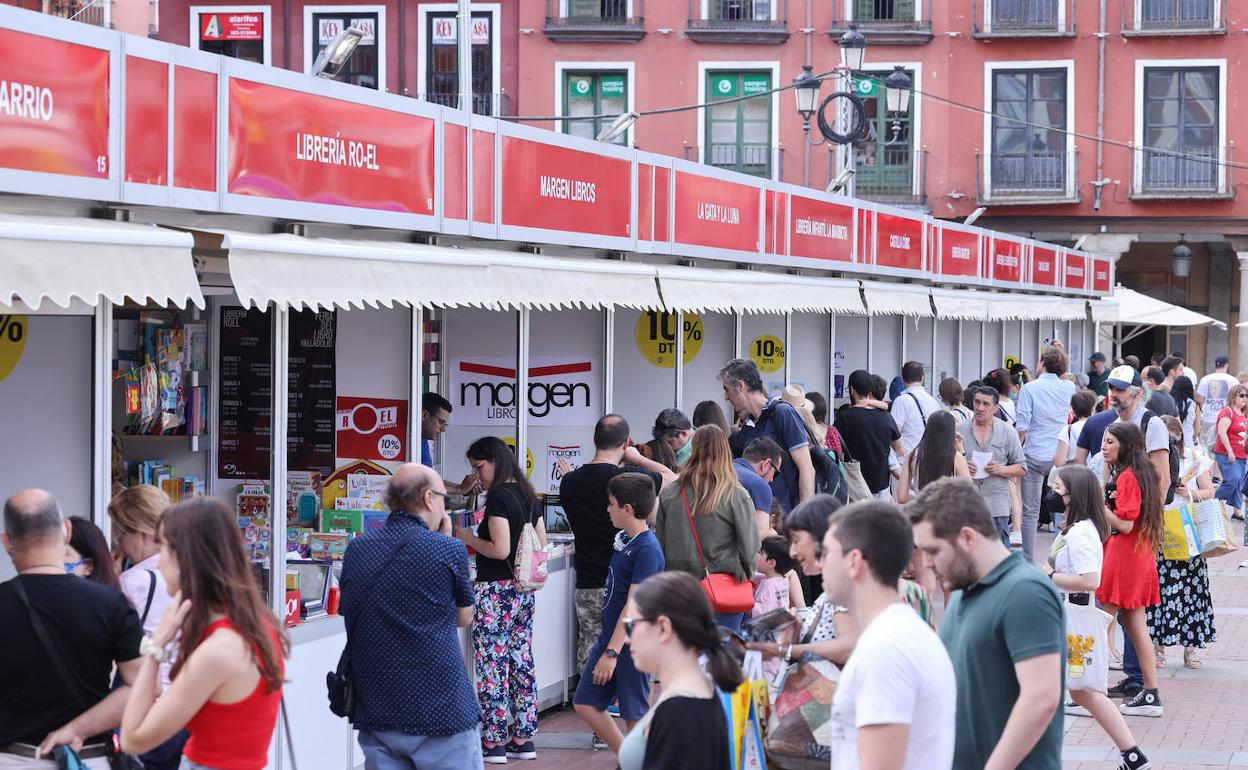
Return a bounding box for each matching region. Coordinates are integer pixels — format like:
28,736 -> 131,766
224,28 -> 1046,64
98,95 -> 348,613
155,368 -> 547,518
451,357 -> 600,426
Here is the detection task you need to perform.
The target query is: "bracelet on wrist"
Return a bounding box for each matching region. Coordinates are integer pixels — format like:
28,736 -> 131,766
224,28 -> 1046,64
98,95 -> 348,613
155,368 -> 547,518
139,636 -> 170,663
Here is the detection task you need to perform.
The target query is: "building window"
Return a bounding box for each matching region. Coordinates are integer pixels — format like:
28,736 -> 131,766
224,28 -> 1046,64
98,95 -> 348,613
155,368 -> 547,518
705,71 -> 772,178
195,7 -> 268,63
309,11 -> 380,89
1142,67 -> 1218,191
992,0 -> 1058,30
855,0 -> 915,20
426,11 -> 495,115
708,0 -> 772,20
1140,0 -> 1215,29
563,72 -> 628,144
852,70 -> 915,197
990,68 -> 1067,193
567,0 -> 629,20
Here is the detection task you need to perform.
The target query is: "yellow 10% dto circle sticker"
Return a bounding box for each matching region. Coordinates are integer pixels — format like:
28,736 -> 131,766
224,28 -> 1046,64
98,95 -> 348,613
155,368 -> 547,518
635,311 -> 704,368
502,437 -> 535,478
749,334 -> 785,374
0,315 -> 27,383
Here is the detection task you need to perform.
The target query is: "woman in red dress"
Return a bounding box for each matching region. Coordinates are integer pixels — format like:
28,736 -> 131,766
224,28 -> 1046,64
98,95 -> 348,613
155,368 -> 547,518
1098,422 -> 1164,716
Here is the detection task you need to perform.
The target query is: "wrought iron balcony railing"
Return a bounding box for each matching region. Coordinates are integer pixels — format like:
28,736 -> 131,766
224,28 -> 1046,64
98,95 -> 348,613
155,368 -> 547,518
544,0 -> 645,42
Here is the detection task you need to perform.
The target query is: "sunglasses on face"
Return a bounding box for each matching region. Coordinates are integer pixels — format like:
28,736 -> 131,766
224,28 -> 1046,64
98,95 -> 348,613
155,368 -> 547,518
622,617 -> 652,639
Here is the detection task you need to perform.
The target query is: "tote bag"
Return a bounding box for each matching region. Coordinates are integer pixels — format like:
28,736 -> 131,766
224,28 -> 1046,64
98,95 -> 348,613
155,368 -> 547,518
1065,600 -> 1112,693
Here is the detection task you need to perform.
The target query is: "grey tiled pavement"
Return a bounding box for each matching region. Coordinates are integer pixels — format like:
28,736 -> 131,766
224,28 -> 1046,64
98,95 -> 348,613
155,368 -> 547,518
521,522 -> 1248,770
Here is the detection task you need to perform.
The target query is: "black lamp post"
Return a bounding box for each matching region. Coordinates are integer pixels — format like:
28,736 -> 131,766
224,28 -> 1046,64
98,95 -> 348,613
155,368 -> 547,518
1172,236 -> 1193,278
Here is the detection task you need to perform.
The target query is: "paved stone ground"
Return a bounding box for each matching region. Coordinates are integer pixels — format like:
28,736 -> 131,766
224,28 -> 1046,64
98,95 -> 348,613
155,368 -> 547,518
521,522 -> 1248,770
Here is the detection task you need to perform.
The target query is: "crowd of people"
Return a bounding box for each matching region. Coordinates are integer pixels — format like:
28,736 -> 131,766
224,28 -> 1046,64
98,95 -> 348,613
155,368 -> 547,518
2,345 -> 1242,770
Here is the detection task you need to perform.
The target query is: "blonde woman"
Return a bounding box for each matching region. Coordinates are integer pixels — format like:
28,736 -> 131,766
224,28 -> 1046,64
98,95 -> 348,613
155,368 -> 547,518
655,425 -> 760,633
107,484 -> 186,770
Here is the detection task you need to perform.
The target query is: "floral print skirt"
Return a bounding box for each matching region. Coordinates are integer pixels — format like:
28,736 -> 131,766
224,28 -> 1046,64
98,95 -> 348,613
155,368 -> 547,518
1146,556 -> 1216,649
474,580 -> 538,744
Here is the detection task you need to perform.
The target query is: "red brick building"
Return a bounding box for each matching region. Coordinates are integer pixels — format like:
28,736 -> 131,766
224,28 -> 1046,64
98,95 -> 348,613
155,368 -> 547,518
521,0 -> 1244,370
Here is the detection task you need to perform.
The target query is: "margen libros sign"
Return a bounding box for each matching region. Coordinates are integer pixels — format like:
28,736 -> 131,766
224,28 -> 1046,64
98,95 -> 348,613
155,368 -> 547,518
227,79 -> 435,215
0,28 -> 110,180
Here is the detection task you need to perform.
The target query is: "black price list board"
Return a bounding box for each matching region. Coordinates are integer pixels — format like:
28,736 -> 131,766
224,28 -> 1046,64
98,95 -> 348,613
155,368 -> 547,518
218,307 -> 273,479
287,310 -> 336,476
217,308 -> 337,480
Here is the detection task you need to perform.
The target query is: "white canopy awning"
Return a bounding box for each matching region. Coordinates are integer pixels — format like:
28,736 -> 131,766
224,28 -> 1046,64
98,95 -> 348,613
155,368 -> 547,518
656,266 -> 864,315
1090,300 -> 1119,323
930,288 -> 988,321
214,231 -> 663,311
860,282 -> 933,317
1110,286 -> 1225,329
0,214 -> 202,310
1027,297 -> 1088,321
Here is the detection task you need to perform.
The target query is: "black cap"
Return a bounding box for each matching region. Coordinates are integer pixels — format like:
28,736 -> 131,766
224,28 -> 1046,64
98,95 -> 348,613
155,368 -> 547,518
1216,355 -> 1231,367
1089,352 -> 1106,363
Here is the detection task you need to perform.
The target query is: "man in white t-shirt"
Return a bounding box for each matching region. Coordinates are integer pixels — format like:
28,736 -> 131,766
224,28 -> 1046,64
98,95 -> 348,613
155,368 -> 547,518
1197,355 -> 1238,451
822,501 -> 955,770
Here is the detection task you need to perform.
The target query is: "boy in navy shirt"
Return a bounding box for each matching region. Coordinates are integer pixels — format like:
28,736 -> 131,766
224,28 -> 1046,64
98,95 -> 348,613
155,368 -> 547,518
572,472 -> 665,754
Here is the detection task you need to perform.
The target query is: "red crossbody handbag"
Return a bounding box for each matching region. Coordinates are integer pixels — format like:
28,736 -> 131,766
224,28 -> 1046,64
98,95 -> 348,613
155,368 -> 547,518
680,487 -> 756,614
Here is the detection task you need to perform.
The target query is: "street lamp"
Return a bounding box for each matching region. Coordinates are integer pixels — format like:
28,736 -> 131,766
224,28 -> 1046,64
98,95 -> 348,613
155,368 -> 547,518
792,65 -> 821,125
839,25 -> 867,72
596,111 -> 639,144
1172,236 -> 1193,278
884,65 -> 913,115
312,26 -> 364,80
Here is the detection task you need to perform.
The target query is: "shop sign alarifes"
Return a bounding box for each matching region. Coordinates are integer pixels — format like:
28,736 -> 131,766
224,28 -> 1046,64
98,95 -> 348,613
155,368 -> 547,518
500,136 -> 630,238
451,357 -> 599,426
0,28 -> 109,180
226,78 -> 435,216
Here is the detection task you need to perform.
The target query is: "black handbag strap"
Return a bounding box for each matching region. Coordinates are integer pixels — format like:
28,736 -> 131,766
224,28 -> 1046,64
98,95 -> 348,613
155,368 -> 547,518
13,576 -> 93,712
342,525 -> 421,662
139,570 -> 157,626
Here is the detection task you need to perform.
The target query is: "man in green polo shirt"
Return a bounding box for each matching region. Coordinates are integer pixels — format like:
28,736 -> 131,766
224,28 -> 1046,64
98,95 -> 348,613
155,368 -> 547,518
909,477 -> 1065,770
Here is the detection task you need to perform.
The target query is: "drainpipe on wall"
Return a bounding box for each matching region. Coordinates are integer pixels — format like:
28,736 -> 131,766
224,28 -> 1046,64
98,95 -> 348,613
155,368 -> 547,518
399,0 -> 406,94
1093,0 -> 1107,211
283,0 -> 290,69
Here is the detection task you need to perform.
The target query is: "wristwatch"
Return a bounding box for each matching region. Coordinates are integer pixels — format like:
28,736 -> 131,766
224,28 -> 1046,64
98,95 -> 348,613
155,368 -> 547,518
604,648 -> 620,660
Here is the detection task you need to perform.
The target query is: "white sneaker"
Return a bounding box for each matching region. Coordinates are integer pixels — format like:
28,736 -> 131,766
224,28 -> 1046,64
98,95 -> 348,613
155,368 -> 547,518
1065,701 -> 1091,717
1009,530 -> 1023,547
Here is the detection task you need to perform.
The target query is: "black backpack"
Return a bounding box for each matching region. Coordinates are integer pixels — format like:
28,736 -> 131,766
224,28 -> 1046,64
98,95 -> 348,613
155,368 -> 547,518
755,400 -> 846,504
1140,410 -> 1181,505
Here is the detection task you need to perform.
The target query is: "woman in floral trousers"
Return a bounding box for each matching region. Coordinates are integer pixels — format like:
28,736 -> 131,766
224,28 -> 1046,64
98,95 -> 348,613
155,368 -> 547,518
455,436 -> 547,763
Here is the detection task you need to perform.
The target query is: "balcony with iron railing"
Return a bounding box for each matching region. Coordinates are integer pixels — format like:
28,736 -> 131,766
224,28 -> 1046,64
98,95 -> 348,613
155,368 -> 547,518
686,0 -> 790,44
1129,144 -> 1235,199
976,149 -> 1082,204
685,145 -> 785,182
544,0 -> 645,42
829,0 -> 933,45
829,148 -> 928,208
1122,0 -> 1225,35
44,0 -> 108,26
973,0 -> 1076,37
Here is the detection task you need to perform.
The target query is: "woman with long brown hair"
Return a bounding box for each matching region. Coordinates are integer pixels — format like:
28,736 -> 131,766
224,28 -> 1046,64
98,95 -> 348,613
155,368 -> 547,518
120,497 -> 289,770
655,425 -> 759,632
1098,422 -> 1164,717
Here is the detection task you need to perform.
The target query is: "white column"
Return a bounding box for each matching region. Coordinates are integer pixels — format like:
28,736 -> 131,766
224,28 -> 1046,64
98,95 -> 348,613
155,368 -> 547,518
516,308 -> 530,459
409,307 -> 423,462
1237,253 -> 1248,372
268,308 -> 290,627
784,311 -> 792,386
930,318 -> 938,394
675,311 -> 685,410
604,309 -> 615,413
828,315 -> 837,399
92,303 -> 113,530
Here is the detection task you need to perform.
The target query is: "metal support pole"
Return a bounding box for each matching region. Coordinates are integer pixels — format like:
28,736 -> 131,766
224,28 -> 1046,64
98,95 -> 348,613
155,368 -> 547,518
931,318 -> 939,394
675,311 -> 685,410
866,316 -> 874,373
92,303 -> 113,531
828,314 -> 837,399
268,308 -> 290,635
980,321 -> 987,375
604,309 -> 615,413
784,312 -> 792,386
410,306 -> 424,464
734,312 -> 743,359
516,308 -> 530,468
957,319 -> 965,383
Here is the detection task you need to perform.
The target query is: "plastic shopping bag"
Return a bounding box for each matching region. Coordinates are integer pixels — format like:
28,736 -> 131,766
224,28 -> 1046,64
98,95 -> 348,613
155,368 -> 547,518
1065,600 -> 1112,693
1191,498 -> 1238,558
1160,504 -> 1202,561
722,651 -> 768,770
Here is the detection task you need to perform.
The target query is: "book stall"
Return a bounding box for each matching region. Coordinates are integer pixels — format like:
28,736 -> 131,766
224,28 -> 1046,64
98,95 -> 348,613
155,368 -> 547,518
0,5 -> 1106,768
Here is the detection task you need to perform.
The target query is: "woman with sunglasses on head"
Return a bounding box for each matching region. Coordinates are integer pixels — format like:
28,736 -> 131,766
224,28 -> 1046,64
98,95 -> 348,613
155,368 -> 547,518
454,436 -> 547,763
1042,465 -> 1151,770
1212,383 -> 1248,520
616,571 -> 743,770
654,425 -> 759,633
1148,416 -> 1217,670
1099,422 -> 1165,717
119,498 -> 289,770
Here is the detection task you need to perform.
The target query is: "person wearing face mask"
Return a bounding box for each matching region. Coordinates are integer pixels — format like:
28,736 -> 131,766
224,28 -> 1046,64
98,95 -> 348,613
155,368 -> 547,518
65,517 -> 120,590
652,408 -> 694,468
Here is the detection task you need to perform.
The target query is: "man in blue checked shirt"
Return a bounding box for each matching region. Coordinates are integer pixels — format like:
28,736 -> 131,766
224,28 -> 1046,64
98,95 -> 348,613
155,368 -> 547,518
1014,345 -> 1075,564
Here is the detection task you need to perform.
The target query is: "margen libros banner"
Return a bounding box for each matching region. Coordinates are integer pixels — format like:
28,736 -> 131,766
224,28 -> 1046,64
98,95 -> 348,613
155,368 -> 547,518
227,79 -> 435,214
501,136 -> 631,238
0,28 -> 109,180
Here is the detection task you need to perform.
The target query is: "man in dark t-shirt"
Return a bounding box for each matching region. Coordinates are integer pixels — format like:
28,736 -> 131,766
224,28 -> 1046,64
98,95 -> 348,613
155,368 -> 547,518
834,370 -> 905,497
560,415 -> 674,673
1,489 -> 143,762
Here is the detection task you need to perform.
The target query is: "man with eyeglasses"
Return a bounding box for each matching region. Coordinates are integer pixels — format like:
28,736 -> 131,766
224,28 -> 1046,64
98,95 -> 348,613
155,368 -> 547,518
339,464 -> 482,769
420,393 -> 481,496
